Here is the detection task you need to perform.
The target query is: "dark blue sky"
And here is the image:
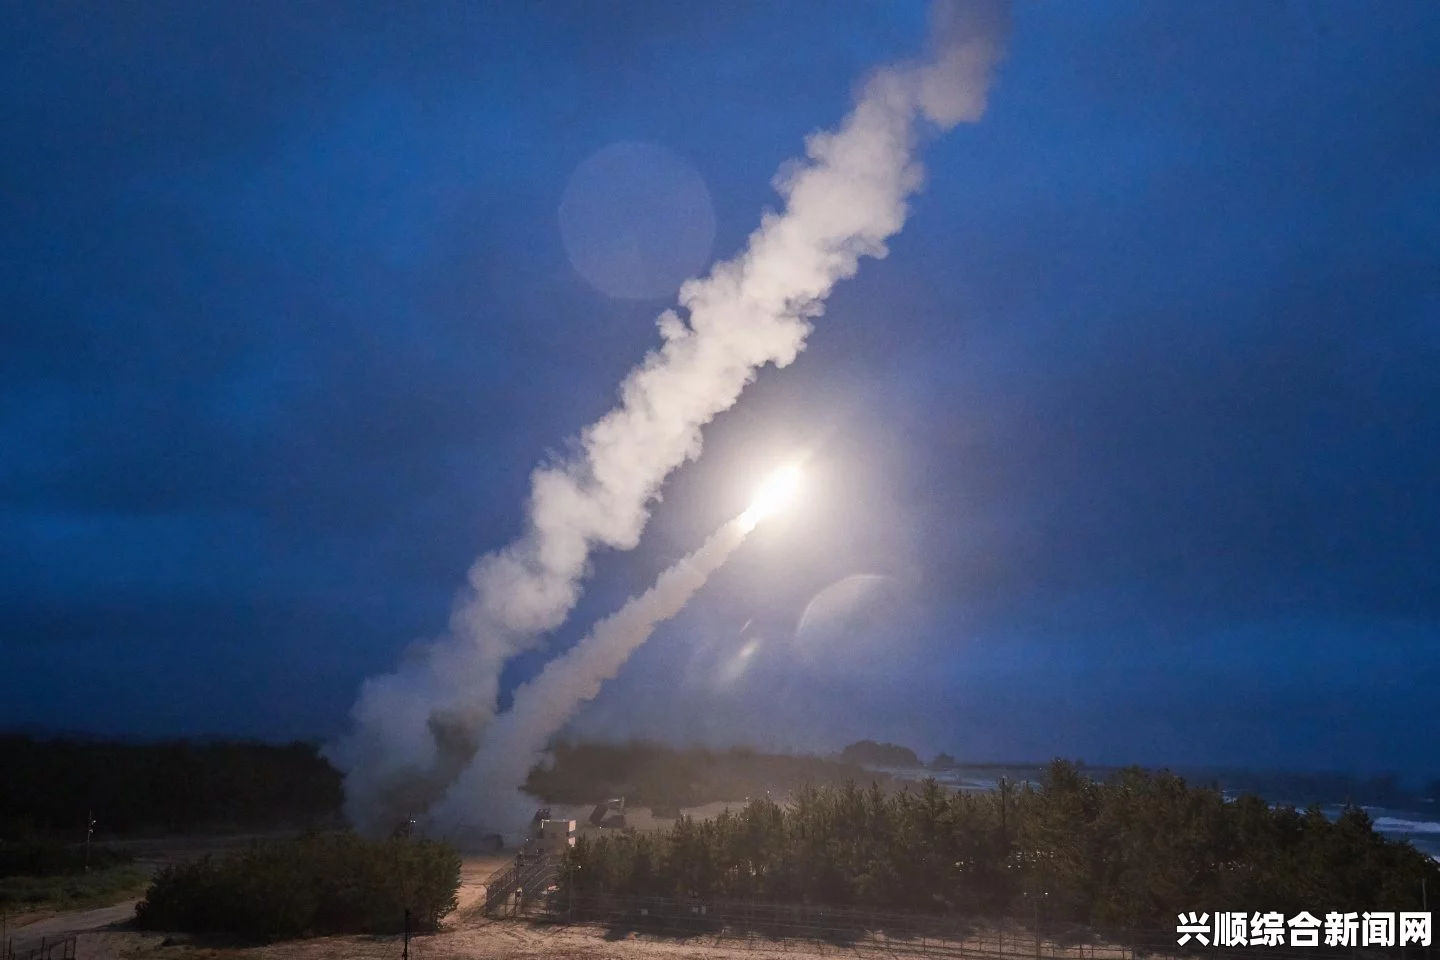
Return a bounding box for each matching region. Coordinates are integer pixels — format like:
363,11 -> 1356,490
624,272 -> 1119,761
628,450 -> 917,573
4,2 -> 1437,775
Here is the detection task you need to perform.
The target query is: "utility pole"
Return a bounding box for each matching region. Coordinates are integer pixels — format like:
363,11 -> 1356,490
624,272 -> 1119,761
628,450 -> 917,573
402,907 -> 410,960
1034,890 -> 1047,960
999,776 -> 1009,847
1035,893 -> 1040,960
1423,879 -> 1429,960
85,810 -> 96,872
997,776 -> 1013,960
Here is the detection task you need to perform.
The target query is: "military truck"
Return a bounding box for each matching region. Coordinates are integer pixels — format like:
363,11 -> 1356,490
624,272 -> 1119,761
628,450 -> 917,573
588,797 -> 627,830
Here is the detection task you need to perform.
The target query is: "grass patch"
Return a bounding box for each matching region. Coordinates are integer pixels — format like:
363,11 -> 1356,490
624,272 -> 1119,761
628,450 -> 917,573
0,863 -> 151,913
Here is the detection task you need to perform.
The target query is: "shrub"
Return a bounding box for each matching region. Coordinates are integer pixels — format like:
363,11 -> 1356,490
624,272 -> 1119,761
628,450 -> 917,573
134,833 -> 459,941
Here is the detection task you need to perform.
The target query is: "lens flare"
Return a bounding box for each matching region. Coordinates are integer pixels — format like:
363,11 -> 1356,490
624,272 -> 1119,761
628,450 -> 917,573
742,465 -> 802,527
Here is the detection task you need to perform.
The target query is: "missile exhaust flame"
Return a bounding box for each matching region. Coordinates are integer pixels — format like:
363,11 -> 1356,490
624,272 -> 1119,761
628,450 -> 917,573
742,464 -> 803,529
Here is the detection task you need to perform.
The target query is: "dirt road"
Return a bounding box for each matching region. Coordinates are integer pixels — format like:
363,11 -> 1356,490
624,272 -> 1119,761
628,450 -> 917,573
6,899 -> 139,953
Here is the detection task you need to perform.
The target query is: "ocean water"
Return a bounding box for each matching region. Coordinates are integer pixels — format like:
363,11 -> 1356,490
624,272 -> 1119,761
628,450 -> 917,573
887,767 -> 1440,861
1328,806 -> 1440,860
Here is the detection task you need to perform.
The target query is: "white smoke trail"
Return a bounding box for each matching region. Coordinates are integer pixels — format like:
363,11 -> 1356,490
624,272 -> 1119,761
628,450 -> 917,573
329,0 -> 1010,835
426,516 -> 752,839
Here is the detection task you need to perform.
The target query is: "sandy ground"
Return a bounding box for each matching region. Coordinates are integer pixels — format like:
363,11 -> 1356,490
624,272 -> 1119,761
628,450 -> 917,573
26,908 -> 872,960
60,920 -> 1138,960
456,853 -> 515,914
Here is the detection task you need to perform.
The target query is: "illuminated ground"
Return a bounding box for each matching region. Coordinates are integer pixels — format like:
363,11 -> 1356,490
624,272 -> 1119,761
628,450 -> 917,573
57,916 -> 1139,960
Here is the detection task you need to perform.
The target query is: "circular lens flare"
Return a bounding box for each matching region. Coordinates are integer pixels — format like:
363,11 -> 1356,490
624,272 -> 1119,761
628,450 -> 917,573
742,465 -> 802,527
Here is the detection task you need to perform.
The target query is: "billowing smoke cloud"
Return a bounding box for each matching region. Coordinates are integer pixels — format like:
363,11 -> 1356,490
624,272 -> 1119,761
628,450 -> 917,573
427,516 -> 753,838
329,0 -> 1010,836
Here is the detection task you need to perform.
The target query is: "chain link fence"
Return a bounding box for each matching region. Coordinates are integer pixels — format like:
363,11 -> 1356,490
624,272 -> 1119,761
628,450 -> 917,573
484,887 -> 1413,960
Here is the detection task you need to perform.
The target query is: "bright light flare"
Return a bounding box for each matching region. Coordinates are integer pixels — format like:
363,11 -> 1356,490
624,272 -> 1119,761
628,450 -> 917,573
741,464 -> 802,528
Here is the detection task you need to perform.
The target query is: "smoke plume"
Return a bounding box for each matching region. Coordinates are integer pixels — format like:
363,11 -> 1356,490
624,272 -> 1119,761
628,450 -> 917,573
329,0 -> 1010,836
427,516 -> 752,838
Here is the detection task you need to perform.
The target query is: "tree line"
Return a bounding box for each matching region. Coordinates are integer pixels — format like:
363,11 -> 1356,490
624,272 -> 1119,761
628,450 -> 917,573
559,760 -> 1440,930
0,735 -> 341,838
838,740 -> 923,769
527,740 -> 890,814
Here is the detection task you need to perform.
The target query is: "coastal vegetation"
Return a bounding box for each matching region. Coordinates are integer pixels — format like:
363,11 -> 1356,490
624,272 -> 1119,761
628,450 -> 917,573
561,760 -> 1440,929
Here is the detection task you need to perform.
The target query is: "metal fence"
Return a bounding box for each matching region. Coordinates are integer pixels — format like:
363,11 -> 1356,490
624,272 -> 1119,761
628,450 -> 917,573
478,854 -> 560,916
1,934 -> 76,960
491,892 -> 1414,960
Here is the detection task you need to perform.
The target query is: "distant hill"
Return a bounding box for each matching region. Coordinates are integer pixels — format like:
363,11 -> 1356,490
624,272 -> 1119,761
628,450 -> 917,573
838,739 -> 921,768
0,723 -> 117,742
0,734 -> 342,839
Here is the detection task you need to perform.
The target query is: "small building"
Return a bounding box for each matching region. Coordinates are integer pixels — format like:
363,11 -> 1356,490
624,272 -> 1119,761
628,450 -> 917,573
525,818 -> 576,857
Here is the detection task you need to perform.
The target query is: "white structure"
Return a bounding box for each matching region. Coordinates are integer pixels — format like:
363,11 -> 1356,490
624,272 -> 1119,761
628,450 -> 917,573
525,818 -> 576,857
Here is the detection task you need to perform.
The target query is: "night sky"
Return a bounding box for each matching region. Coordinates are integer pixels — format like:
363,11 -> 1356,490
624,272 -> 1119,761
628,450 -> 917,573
4,2 -> 1438,775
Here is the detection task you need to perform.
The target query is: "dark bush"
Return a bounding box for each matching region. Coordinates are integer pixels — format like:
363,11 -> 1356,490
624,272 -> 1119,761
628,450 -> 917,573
134,833 -> 459,941
839,739 -> 922,768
